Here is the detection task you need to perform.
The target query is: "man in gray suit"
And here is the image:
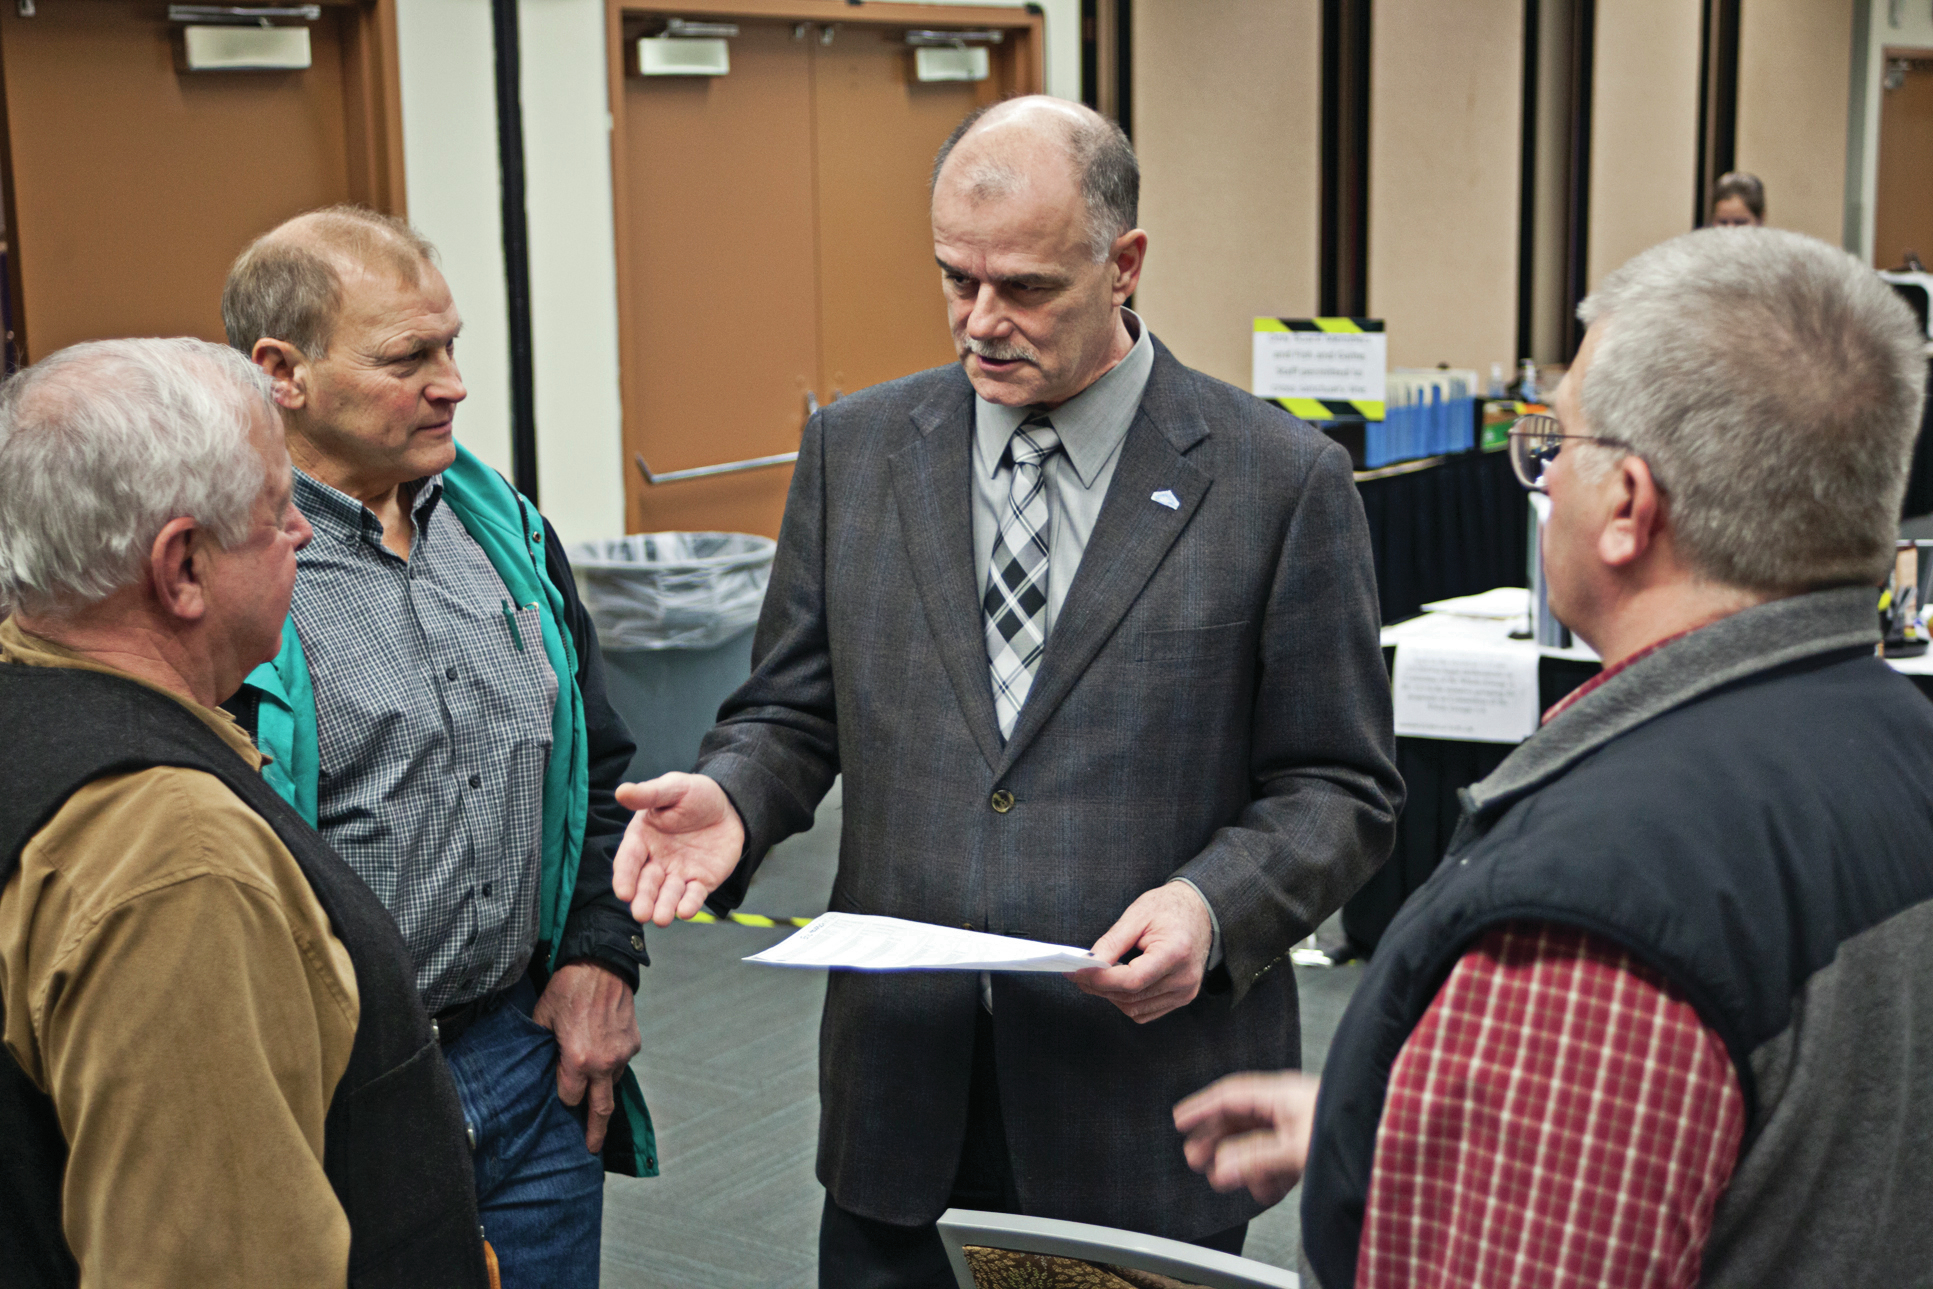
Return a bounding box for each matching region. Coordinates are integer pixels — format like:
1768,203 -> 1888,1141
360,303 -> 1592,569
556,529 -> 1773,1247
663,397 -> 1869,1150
613,97 -> 1401,1287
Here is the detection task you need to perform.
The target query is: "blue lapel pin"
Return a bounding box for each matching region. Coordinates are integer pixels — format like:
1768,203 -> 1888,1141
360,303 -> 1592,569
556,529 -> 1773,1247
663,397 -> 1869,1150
1151,489 -> 1180,510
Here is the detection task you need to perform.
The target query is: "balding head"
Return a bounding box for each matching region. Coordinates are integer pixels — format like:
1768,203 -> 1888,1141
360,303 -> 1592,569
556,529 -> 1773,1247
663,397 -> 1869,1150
932,96 -> 1138,262
223,205 -> 438,360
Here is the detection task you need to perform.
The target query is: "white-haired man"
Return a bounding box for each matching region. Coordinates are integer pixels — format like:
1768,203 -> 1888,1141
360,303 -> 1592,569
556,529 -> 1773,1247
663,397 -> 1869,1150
1178,228 -> 1933,1288
0,338 -> 488,1288
223,207 -> 654,1288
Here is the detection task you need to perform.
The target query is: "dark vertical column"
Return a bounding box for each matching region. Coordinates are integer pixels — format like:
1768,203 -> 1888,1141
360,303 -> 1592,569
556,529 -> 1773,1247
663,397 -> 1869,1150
1516,0 -> 1542,363
1694,0 -> 1741,227
491,0 -> 539,503
1561,0 -> 1594,359
1080,0 -> 1098,108
1320,0 -> 1372,317
1080,1 -> 1130,133
1113,0 -> 1132,138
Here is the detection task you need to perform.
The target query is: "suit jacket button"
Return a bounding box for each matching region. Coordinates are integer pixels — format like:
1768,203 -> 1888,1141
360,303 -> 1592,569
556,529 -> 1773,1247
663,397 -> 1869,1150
990,789 -> 1014,813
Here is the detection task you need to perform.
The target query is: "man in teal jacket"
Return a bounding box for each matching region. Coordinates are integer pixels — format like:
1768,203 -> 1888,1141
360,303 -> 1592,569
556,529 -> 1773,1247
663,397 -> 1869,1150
222,207 -> 654,1288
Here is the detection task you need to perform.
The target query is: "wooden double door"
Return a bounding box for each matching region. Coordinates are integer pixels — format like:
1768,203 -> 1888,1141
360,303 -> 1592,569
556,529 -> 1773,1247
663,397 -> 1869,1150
1876,50 -> 1933,272
0,0 -> 403,364
610,1 -> 1043,538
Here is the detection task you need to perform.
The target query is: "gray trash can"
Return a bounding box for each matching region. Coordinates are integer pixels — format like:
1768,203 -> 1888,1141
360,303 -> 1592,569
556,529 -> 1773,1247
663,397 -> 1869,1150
568,532 -> 776,782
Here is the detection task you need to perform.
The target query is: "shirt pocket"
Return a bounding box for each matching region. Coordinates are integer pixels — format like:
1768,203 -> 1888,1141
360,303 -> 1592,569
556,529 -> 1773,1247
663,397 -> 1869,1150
460,601 -> 560,746
1135,620 -> 1251,664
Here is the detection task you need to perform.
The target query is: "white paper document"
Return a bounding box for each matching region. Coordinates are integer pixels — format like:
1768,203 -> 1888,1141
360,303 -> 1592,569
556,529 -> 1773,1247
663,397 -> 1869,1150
1420,587 -> 1533,621
744,912 -> 1105,973
1392,639 -> 1541,743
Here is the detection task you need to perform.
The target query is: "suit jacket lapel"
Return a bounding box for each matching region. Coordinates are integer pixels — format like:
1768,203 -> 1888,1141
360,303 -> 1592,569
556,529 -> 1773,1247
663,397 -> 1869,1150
890,375 -> 1005,770
997,346 -> 1213,772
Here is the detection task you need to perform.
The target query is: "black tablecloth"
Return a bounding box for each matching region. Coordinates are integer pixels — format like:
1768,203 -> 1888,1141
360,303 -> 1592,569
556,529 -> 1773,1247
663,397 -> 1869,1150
1355,447 -> 1530,625
1343,653 -> 1600,954
1340,447 -> 1536,954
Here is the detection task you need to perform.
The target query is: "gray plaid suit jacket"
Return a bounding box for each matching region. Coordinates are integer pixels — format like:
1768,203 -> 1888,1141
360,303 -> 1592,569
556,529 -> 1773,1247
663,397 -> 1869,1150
697,338 -> 1401,1239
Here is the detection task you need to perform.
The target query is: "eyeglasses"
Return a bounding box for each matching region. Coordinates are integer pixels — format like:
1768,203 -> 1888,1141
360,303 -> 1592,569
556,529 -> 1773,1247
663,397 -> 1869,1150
1506,413 -> 1632,492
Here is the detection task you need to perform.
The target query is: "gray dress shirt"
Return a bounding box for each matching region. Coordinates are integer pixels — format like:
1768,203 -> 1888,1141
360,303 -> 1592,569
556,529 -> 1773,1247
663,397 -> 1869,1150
291,470 -> 557,1012
970,309 -> 1153,632
966,310 -> 1221,984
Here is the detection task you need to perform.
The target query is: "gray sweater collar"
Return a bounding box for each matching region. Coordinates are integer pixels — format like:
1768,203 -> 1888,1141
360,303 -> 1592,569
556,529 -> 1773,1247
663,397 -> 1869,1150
1462,585 -> 1880,820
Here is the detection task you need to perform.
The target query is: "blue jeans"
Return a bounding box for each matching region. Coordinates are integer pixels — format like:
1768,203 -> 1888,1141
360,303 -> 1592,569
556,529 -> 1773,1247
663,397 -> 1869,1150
443,975 -> 605,1289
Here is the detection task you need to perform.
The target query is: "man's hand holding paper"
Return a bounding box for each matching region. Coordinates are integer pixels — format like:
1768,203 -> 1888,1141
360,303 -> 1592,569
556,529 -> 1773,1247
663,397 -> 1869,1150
1072,881 -> 1215,1024
736,882 -> 1212,1025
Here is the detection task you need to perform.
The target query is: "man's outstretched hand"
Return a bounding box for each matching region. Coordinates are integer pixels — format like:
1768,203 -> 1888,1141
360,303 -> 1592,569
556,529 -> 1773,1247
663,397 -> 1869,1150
612,772 -> 746,926
1173,1071 -> 1321,1208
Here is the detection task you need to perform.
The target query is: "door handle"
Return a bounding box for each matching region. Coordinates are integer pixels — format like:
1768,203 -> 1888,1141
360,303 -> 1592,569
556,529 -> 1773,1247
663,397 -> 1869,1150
634,388 -> 819,485
168,4 -> 322,21
634,451 -> 799,486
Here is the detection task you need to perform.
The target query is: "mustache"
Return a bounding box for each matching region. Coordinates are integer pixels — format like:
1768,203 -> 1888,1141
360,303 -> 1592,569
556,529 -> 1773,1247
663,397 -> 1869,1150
962,337 -> 1038,364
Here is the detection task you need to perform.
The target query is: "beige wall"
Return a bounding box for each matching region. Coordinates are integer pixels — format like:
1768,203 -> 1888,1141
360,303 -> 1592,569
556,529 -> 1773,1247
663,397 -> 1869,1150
1736,0 -> 1855,243
1367,0 -> 1524,371
1131,0 -> 1321,388
1587,0 -> 1702,289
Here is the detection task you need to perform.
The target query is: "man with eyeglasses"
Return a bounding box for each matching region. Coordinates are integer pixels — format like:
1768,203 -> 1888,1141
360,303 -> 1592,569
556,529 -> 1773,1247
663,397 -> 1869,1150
1176,228 -> 1933,1289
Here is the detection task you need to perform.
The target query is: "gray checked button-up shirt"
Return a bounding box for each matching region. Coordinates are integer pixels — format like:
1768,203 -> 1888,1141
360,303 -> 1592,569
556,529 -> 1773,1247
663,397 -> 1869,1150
291,470 -> 558,1013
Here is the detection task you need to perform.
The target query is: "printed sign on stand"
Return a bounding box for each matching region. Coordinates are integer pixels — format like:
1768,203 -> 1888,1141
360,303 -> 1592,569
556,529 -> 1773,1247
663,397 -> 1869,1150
1252,318 -> 1387,422
1391,638 -> 1541,744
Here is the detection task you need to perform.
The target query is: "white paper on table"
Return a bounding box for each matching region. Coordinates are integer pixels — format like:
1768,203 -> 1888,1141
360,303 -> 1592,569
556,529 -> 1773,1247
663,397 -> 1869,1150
1383,612 -> 1516,647
744,912 -> 1104,973
1421,587 -> 1532,620
1392,638 -> 1541,743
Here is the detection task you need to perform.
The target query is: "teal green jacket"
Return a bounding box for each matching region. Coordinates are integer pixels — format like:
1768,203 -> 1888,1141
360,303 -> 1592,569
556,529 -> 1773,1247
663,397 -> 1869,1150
243,444 -> 657,1177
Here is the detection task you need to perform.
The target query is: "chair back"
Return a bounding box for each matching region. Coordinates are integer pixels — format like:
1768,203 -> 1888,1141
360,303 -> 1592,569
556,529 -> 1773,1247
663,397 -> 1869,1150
936,1209 -> 1300,1289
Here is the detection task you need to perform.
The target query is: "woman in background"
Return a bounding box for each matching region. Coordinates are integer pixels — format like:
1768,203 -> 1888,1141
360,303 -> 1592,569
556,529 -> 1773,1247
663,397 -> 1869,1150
1711,171 -> 1766,227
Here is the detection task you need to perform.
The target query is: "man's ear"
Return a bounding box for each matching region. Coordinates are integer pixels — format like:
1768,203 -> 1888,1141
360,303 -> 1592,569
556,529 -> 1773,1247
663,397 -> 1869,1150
1110,229 -> 1148,305
251,338 -> 311,412
147,517 -> 211,623
1597,454 -> 1664,569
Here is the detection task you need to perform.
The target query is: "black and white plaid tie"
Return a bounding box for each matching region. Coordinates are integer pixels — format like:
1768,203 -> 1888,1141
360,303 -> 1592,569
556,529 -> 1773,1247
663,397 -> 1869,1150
983,414 -> 1061,741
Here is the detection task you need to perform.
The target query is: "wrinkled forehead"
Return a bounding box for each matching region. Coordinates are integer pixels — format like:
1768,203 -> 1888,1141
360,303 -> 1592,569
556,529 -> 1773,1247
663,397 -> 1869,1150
933,160 -> 1088,268
331,258 -> 460,341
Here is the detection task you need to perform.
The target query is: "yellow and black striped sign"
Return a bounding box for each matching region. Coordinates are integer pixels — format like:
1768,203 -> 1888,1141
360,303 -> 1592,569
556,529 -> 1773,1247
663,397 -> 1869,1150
688,910 -> 814,929
1269,395 -> 1387,422
1254,317 -> 1386,421
1255,317 -> 1385,335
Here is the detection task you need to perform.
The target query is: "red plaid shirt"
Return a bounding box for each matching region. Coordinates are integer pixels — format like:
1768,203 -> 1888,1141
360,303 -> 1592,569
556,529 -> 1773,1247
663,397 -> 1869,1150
1356,923 -> 1744,1288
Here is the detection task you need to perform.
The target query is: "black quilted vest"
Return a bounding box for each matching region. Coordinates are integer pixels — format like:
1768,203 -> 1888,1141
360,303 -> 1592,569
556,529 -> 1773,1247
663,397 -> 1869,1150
1300,645 -> 1933,1289
0,665 -> 488,1289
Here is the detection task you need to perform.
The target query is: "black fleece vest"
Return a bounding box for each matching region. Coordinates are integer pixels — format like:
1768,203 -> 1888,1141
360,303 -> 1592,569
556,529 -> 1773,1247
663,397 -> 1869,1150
1301,649 -> 1933,1289
0,665 -> 488,1289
